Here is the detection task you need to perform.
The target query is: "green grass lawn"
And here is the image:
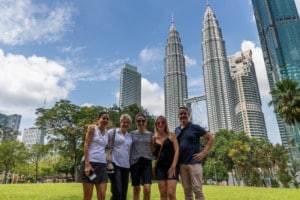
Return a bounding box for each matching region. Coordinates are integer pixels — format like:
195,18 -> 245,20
0,182 -> 299,200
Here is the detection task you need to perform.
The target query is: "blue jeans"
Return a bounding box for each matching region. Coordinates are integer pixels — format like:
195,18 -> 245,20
108,163 -> 130,200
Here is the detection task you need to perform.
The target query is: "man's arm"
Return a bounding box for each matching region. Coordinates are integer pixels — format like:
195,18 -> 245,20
193,132 -> 215,161
201,132 -> 215,155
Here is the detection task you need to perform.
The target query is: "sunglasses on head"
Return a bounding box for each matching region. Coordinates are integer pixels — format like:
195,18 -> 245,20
136,119 -> 146,124
155,121 -> 165,126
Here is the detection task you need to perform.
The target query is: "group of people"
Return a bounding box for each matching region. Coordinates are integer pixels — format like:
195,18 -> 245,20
79,106 -> 215,200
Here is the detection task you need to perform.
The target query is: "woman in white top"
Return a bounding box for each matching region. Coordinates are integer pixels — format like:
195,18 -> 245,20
80,111 -> 110,200
108,114 -> 132,200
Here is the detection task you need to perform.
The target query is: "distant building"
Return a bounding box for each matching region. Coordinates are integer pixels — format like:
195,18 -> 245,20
0,113 -> 21,142
119,63 -> 141,108
252,0 -> 300,161
22,126 -> 44,146
229,50 -> 268,140
201,5 -> 237,133
164,20 -> 188,130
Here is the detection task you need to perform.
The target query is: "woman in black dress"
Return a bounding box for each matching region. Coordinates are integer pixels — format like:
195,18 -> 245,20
152,115 -> 179,200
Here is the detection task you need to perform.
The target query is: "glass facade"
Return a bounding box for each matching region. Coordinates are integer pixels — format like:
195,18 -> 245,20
0,113 -> 21,142
119,64 -> 141,108
252,0 -> 300,161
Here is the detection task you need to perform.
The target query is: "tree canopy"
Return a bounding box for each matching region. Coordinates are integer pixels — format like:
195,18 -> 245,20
269,78 -> 300,129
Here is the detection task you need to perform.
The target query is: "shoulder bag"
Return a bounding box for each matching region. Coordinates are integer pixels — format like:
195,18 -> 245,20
106,128 -> 116,174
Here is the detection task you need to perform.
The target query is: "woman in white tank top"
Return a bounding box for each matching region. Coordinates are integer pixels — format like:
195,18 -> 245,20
80,111 -> 110,200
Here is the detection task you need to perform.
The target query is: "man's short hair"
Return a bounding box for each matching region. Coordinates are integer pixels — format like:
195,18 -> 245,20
178,106 -> 190,113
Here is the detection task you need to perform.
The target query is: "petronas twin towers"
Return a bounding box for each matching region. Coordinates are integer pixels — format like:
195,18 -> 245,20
164,21 -> 188,130
164,4 -> 267,139
201,6 -> 237,133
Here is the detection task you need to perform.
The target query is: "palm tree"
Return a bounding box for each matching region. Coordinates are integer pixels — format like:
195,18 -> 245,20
269,78 -> 300,135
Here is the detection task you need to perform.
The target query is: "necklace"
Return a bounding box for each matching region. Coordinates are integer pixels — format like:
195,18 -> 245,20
157,131 -> 168,138
98,126 -> 105,136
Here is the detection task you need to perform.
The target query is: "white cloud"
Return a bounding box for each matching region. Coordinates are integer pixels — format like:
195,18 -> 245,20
81,103 -> 94,107
0,49 -> 74,129
141,78 -> 164,116
188,77 -> 203,88
139,47 -> 163,63
96,58 -> 129,81
295,0 -> 300,15
0,0 -> 74,45
58,46 -> 86,54
184,55 -> 197,66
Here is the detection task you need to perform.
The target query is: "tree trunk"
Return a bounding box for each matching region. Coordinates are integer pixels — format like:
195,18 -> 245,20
293,118 -> 300,136
35,160 -> 38,183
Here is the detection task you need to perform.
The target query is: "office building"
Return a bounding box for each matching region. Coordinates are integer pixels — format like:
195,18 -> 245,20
229,50 -> 268,140
201,5 -> 237,134
252,0 -> 300,161
0,113 -> 21,142
22,126 -> 44,146
119,63 -> 141,108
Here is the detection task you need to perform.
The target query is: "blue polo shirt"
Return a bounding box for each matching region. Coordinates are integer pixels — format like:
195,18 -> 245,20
175,122 -> 207,164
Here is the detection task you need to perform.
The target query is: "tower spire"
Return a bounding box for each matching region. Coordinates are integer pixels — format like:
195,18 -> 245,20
206,0 -> 209,6
170,12 -> 176,31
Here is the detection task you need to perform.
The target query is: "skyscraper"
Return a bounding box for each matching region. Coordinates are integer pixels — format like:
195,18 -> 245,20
229,50 -> 268,140
119,63 -> 141,108
252,0 -> 300,161
164,21 -> 188,130
201,5 -> 237,134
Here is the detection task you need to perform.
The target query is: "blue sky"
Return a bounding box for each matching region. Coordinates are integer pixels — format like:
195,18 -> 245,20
1,0 -> 299,144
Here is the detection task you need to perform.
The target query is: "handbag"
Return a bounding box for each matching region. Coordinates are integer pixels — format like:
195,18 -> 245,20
106,129 -> 116,174
152,142 -> 163,180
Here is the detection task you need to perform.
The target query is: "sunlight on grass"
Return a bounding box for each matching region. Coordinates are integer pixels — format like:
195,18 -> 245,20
0,183 -> 299,200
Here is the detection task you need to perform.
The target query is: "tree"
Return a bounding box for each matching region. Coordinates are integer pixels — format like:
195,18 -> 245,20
54,156 -> 74,181
203,158 -> 227,184
35,100 -> 115,180
0,126 -> 20,141
0,140 -> 29,184
272,144 -> 292,188
29,144 -> 51,183
290,160 -> 300,188
269,78 -> 300,135
203,130 -> 237,184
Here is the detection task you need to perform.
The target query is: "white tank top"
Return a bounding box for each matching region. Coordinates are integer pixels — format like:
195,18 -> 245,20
88,126 -> 108,163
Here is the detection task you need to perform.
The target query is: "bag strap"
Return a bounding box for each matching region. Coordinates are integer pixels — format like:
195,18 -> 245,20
154,142 -> 164,169
107,128 -> 116,149
111,128 -> 116,149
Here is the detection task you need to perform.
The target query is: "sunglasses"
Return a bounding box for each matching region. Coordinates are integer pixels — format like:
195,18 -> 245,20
136,120 -> 146,124
155,121 -> 165,126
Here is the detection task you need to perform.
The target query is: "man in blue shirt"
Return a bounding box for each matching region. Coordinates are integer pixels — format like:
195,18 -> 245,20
175,106 -> 215,200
